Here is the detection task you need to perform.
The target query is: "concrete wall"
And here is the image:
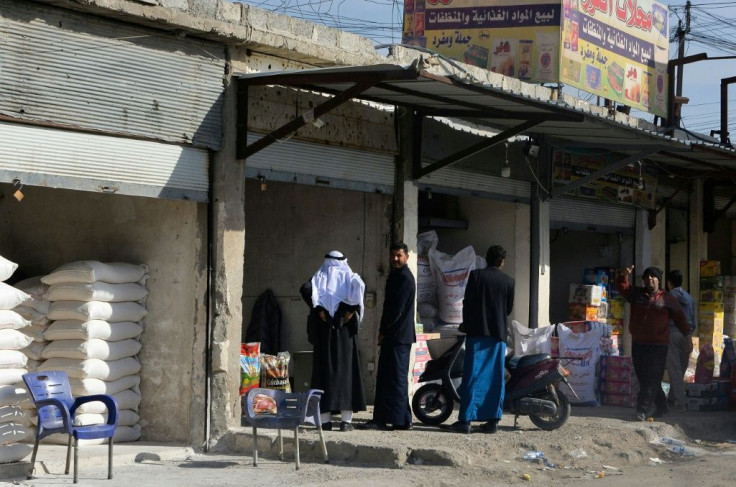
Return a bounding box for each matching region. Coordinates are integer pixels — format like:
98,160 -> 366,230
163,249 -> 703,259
0,183 -> 206,444
243,179 -> 392,402
430,196 -> 530,327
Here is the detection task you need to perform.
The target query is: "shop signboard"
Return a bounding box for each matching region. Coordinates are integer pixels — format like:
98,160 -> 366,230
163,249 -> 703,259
402,0 -> 562,83
559,0 -> 669,117
402,0 -> 669,117
552,149 -> 658,209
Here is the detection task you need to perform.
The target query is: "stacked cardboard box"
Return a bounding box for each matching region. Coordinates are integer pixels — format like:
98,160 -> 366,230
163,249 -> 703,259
724,276 -> 736,338
412,333 -> 439,391
685,381 -> 719,411
598,355 -> 638,407
699,260 -> 725,375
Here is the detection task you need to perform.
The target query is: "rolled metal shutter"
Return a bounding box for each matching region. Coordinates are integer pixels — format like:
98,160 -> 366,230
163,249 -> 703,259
550,196 -> 635,232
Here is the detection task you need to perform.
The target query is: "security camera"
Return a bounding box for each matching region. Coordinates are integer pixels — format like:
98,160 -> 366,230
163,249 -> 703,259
523,141 -> 540,158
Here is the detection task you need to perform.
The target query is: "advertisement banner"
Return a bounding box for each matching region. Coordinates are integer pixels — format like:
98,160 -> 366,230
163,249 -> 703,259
560,0 -> 669,117
552,149 -> 658,209
402,0 -> 562,83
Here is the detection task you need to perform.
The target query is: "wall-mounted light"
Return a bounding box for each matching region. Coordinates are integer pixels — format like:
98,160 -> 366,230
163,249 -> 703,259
312,118 -> 325,129
258,175 -> 267,192
501,142 -> 511,178
12,178 -> 24,202
523,140 -> 540,158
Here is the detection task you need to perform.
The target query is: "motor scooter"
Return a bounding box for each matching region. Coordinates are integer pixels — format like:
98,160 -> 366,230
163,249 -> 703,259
412,335 -> 578,430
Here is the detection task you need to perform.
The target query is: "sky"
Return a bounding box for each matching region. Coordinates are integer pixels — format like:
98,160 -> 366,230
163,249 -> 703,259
236,1 -> 735,141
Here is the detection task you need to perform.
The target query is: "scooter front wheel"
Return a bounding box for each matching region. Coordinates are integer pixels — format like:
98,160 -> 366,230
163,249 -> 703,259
529,387 -> 571,431
412,383 -> 454,425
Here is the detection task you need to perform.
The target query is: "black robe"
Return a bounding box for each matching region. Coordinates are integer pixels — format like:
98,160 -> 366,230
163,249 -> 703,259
300,281 -> 366,413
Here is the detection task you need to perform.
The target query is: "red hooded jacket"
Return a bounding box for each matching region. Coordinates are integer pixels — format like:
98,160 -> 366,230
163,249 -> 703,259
616,275 -> 690,345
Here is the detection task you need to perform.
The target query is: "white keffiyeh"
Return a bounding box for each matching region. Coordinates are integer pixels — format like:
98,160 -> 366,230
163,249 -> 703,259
310,251 -> 365,322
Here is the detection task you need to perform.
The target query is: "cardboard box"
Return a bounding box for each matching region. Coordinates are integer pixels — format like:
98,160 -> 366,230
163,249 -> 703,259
700,260 -> 721,277
568,304 -> 599,321
608,296 -> 625,319
416,333 -> 441,341
700,290 -> 724,303
569,284 -> 603,306
686,382 -> 718,397
602,393 -> 635,408
686,396 -> 718,411
609,319 -> 624,335
700,275 -> 724,290
600,380 -> 632,395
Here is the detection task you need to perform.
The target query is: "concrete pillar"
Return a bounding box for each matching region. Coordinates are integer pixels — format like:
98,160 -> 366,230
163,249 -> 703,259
689,179 -> 707,300
208,47 -> 247,449
531,198 -> 551,328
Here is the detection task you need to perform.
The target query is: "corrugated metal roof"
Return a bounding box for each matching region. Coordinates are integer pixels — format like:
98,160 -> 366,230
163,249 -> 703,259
237,63 -> 736,175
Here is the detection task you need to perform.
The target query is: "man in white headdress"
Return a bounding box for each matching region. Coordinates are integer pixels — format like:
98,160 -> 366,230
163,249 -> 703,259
300,251 -> 366,431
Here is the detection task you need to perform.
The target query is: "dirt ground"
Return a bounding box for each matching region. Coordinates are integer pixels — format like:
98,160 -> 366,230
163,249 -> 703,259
18,404 -> 736,487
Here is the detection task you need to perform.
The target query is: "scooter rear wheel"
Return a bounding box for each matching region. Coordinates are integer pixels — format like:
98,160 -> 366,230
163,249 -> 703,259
529,388 -> 571,431
412,383 -> 454,425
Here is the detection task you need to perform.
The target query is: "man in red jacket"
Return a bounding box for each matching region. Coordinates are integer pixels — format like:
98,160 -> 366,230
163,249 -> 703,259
616,265 -> 691,421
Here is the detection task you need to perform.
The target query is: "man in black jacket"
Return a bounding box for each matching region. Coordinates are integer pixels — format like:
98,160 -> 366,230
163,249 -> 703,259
452,245 -> 514,434
362,242 -> 416,431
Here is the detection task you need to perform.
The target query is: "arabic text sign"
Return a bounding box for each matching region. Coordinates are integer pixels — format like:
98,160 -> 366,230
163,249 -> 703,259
403,0 -> 562,83
560,0 -> 669,117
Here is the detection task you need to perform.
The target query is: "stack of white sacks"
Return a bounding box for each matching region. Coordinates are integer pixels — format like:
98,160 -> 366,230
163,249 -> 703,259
14,277 -> 52,371
0,255 -> 34,464
38,261 -> 148,444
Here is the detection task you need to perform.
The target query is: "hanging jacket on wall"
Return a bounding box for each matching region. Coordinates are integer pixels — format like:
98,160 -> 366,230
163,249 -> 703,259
244,288 -> 283,355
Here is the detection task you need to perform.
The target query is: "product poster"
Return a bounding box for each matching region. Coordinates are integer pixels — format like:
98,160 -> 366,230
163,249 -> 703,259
402,0 -> 562,83
560,0 -> 669,117
552,149 -> 658,209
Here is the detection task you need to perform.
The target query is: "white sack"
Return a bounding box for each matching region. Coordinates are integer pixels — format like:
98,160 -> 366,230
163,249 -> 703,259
42,339 -> 141,361
42,261 -> 147,285
0,369 -> 27,387
70,375 -> 140,397
0,256 -> 18,283
0,283 -> 30,311
557,322 -> 608,406
39,357 -> 141,381
20,324 -> 47,343
76,389 -> 141,413
0,351 -> 28,369
48,301 -> 147,322
0,443 -> 33,464
44,320 -> 142,342
429,246 -> 476,324
22,341 -> 47,361
0,330 -> 34,350
0,384 -> 29,407
42,424 -> 141,445
12,306 -> 50,326
417,231 -> 439,304
45,281 -> 148,303
0,310 -> 31,331
0,422 -> 31,445
0,405 -> 26,425
74,409 -> 139,427
512,320 -> 555,356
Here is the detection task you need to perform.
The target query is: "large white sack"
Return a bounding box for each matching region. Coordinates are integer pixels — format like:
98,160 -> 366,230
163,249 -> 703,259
70,375 -> 140,397
0,369 -> 27,386
0,351 -> 28,369
0,330 -> 34,350
46,281 -> 148,303
0,384 -> 29,407
12,306 -> 50,326
0,443 -> 33,464
429,246 -> 476,324
417,231 -> 439,305
0,283 -> 30,311
48,301 -> 147,322
20,324 -> 47,343
557,322 -> 608,406
0,422 -> 31,445
42,339 -> 141,361
0,405 -> 26,425
42,261 -> 147,285
39,357 -> 140,381
44,320 -> 142,342
42,425 -> 141,445
512,320 -> 555,356
74,409 -> 139,427
14,277 -> 51,315
0,256 -> 18,283
0,310 -> 31,331
22,341 -> 47,361
76,389 -> 141,413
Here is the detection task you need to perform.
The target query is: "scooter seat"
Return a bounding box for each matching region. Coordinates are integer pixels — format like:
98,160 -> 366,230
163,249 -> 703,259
508,353 -> 551,369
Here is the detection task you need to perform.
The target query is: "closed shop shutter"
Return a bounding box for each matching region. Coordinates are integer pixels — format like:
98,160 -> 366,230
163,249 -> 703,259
0,122 -> 208,201
550,196 -> 635,232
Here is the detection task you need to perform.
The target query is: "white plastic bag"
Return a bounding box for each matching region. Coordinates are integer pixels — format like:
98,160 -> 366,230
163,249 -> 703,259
0,256 -> 18,283
417,231 -> 439,304
557,322 -> 608,405
429,246 -> 476,324
512,321 -> 554,356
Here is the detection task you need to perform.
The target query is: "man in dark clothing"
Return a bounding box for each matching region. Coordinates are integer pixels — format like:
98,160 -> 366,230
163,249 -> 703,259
665,269 -> 695,410
452,245 -> 514,434
362,242 -> 416,431
616,265 -> 690,421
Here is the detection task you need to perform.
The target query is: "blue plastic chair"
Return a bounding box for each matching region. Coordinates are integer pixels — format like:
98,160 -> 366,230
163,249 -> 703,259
22,371 -> 118,484
243,388 -> 328,470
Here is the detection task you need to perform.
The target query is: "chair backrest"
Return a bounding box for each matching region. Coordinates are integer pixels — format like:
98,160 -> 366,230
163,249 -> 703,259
244,388 -> 305,421
22,371 -> 75,434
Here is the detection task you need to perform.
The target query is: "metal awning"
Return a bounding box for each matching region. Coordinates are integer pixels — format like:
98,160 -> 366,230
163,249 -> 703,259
236,62 -> 736,183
